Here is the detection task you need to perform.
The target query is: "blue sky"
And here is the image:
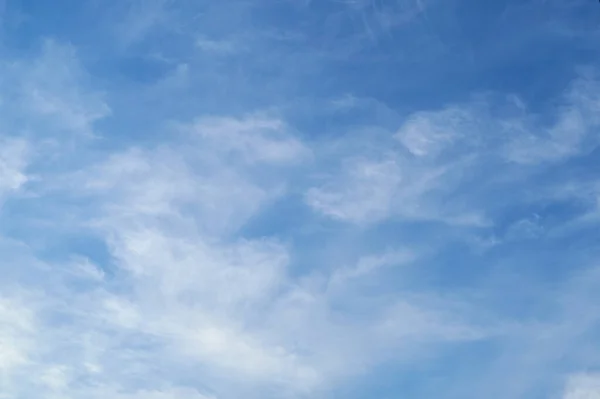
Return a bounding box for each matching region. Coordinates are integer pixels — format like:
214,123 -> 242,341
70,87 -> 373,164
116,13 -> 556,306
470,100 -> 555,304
0,0 -> 599,398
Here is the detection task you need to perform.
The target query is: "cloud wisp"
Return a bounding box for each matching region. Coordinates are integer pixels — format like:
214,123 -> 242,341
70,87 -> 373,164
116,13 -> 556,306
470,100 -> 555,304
0,1 -> 599,399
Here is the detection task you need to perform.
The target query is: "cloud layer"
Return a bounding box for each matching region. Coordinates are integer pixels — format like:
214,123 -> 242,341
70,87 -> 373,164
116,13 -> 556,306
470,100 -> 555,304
0,1 -> 599,398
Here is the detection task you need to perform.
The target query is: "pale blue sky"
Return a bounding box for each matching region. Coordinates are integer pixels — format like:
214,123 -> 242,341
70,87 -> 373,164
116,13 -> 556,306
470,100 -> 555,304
0,1 -> 600,398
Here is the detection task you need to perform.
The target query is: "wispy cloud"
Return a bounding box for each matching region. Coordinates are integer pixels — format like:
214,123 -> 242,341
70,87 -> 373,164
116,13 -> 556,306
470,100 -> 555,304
0,138 -> 28,201
64,115 -> 489,396
0,294 -> 35,386
505,73 -> 600,164
564,373 -> 600,399
0,0 -> 599,398
195,37 -> 238,55
12,40 -> 109,137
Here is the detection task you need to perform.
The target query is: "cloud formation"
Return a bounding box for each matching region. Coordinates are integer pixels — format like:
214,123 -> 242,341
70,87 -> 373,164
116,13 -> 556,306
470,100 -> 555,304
0,1 -> 599,398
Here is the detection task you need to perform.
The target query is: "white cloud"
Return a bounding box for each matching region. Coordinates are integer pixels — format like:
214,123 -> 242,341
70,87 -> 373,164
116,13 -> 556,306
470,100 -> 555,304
0,294 -> 36,393
305,145 -> 485,226
306,157 -> 402,224
395,106 -> 474,157
96,387 -> 215,399
72,115 -> 308,235
330,248 -> 415,283
186,115 -> 310,166
68,256 -> 105,282
49,119 -> 317,393
39,365 -> 70,391
504,74 -> 600,164
5,65 -> 596,399
24,113 -> 488,397
1,9 -> 598,396
564,373 -> 600,399
0,138 -> 28,200
196,36 -> 238,54
13,40 -> 110,137
374,300 -> 486,344
306,74 -> 600,227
